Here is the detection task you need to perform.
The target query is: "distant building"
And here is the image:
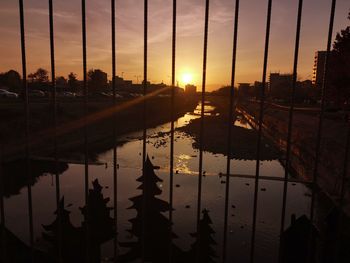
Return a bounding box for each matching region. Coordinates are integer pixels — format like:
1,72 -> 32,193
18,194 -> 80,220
254,81 -> 262,88
269,72 -> 293,99
114,76 -> 126,86
112,76 -> 133,91
185,84 -> 197,94
238,83 -> 250,90
312,51 -> 327,89
253,81 -> 263,98
142,80 -> 151,86
295,80 -> 314,102
238,83 -> 251,98
298,80 -> 313,89
124,80 -> 132,86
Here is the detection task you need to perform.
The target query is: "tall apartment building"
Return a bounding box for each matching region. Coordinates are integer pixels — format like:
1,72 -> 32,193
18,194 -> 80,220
312,51 -> 327,89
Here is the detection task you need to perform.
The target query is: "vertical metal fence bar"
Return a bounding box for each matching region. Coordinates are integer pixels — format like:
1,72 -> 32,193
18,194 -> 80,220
48,1 -> 62,261
19,1 -> 35,261
81,0 -> 90,261
222,0 -> 239,262
278,0 -> 303,261
111,0 -> 119,261
142,0 -> 148,166
168,0 -> 177,262
310,0 -> 336,223
250,0 -> 272,262
141,0 -> 148,261
195,0 -> 210,262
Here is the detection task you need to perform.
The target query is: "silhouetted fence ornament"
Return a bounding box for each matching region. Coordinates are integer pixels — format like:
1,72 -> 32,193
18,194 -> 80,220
80,179 -> 115,260
188,209 -> 217,263
42,197 -> 84,263
43,179 -> 115,263
119,157 -> 183,263
280,214 -> 318,263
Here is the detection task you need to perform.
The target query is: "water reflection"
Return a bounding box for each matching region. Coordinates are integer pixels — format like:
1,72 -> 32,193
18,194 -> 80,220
193,102 -> 218,116
176,154 -> 195,175
2,157 -> 344,262
1,101 -> 320,262
234,115 -> 253,130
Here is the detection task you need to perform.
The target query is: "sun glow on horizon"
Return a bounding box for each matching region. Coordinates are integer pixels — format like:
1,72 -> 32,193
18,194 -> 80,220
181,72 -> 193,85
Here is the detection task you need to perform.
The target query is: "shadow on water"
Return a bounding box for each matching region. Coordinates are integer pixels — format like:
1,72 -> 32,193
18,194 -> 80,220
2,159 -> 68,197
1,158 -> 350,262
0,158 -> 218,262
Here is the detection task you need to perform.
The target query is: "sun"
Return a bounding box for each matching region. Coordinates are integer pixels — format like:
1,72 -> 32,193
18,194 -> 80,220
182,73 -> 193,85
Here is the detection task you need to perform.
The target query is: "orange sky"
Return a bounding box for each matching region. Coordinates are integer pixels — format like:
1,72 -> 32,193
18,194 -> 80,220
0,0 -> 349,91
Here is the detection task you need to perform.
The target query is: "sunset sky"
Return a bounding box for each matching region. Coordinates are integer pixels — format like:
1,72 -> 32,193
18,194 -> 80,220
0,0 -> 349,91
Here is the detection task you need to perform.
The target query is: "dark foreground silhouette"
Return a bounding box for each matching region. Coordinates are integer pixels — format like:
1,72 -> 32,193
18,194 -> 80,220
0,158 -> 349,262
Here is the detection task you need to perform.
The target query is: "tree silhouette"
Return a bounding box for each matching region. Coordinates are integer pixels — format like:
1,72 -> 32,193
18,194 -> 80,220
329,11 -> 350,105
0,70 -> 21,92
88,69 -> 108,94
119,156 -> 182,262
28,68 -> 49,83
42,197 -> 84,262
68,72 -> 79,92
187,209 -> 217,263
56,76 -> 67,88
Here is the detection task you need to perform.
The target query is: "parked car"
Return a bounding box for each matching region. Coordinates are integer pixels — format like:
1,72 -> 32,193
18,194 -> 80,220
28,90 -> 46,98
0,89 -> 18,98
93,92 -> 112,98
58,92 -> 76,98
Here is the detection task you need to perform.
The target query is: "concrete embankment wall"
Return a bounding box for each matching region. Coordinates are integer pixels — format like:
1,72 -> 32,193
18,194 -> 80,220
238,103 -> 350,215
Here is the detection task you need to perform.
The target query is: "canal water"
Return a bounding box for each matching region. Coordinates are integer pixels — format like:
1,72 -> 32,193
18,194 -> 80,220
3,102 -> 312,262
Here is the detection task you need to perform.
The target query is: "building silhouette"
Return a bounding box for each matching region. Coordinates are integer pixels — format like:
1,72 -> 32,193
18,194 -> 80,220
185,84 -> 197,94
312,51 -> 327,90
269,72 -> 293,99
238,83 -> 251,98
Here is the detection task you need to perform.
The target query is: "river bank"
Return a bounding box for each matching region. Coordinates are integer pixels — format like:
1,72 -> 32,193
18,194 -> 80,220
0,95 -> 198,162
239,101 -> 350,215
178,96 -> 280,161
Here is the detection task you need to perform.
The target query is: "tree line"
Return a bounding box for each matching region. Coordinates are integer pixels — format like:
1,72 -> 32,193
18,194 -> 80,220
0,68 -> 108,94
0,11 -> 349,103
